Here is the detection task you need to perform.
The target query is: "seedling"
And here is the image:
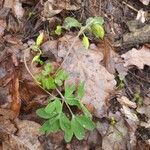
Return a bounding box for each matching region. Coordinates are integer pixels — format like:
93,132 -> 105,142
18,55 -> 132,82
110,116 -> 117,125
133,92 -> 143,106
116,76 -> 125,89
55,16 -> 105,49
36,63 -> 95,142
31,32 -> 44,64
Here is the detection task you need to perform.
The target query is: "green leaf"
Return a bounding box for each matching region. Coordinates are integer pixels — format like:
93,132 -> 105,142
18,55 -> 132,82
65,97 -> 80,107
77,82 -> 85,99
76,115 -> 95,130
41,120 -> 60,134
82,35 -> 89,49
48,120 -> 60,133
64,128 -> 73,142
92,16 -> 104,25
91,24 -> 105,39
45,101 -> 56,114
71,116 -> 85,140
55,98 -> 62,113
36,32 -> 44,47
49,115 -> 59,125
42,63 -> 53,76
31,45 -> 41,52
80,104 -> 92,118
64,84 -> 76,98
42,77 -> 56,90
32,54 -> 41,63
55,70 -> 68,86
35,73 -> 44,82
36,108 -> 51,119
60,113 -> 71,131
55,25 -> 62,35
39,120 -> 50,133
63,17 -> 81,30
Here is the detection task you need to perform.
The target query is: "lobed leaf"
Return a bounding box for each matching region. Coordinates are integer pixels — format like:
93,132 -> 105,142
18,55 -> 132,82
77,82 -> 85,99
36,108 -> 51,119
59,112 -> 71,131
63,17 -> 82,30
76,115 -> 95,130
55,70 -> 68,86
64,128 -> 73,142
71,116 -> 85,140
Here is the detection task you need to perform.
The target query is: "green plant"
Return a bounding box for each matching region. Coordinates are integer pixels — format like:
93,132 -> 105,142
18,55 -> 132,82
116,76 -> 125,89
110,116 -> 117,125
133,92 -> 143,106
36,63 -> 95,142
55,16 -> 105,49
31,32 -> 44,64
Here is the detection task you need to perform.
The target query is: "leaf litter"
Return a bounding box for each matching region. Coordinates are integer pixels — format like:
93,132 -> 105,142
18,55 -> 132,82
0,0 -> 150,149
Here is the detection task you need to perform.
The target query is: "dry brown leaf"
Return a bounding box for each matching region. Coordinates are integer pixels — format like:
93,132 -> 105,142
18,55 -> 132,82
0,19 -> 6,36
121,46 -> 150,69
57,35 -> 116,117
139,0 -> 150,5
102,121 -> 128,150
3,0 -> 24,19
136,9 -> 146,23
117,96 -> 137,108
42,0 -> 80,19
10,70 -> 21,117
0,109 -> 43,150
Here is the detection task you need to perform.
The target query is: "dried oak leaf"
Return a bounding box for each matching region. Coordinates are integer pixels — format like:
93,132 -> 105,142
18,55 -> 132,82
102,120 -> 128,150
139,0 -> 150,5
121,46 -> 150,69
42,0 -> 80,19
0,109 -> 43,150
57,35 -> 116,117
3,0 -> 24,19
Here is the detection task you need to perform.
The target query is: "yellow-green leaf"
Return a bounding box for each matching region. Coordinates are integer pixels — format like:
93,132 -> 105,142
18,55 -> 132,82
82,35 -> 89,49
36,32 -> 44,47
91,24 -> 105,39
55,25 -> 62,35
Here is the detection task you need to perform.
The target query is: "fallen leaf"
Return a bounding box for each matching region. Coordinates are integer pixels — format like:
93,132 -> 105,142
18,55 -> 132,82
0,19 -> 6,36
10,70 -> 21,117
102,121 -> 128,150
57,34 -> 116,117
121,46 -> 150,69
121,106 -> 139,122
3,0 -> 24,19
42,0 -> 80,19
117,96 -> 137,108
136,9 -> 146,23
136,105 -> 150,119
0,109 -> 43,150
139,0 -> 150,5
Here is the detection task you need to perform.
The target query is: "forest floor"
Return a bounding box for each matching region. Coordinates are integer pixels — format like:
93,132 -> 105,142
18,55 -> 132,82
0,0 -> 150,150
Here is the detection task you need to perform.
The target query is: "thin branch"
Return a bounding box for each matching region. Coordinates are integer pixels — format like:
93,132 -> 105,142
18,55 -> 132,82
23,48 -> 56,99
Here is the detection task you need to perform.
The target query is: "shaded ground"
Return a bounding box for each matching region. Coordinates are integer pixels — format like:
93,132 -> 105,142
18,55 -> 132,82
0,0 -> 150,149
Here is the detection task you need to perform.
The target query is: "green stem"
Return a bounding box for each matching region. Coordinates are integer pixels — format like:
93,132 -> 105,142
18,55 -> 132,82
55,20 -> 94,75
56,88 -> 74,117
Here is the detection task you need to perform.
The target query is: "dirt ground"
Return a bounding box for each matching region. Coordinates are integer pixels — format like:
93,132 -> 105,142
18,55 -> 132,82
0,0 -> 150,150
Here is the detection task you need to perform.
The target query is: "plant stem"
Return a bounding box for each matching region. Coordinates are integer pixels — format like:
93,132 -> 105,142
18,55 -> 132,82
55,20 -> 94,75
56,88 -> 74,116
24,48 -> 56,99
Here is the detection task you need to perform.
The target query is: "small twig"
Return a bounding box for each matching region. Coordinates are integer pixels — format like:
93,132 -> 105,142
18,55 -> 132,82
56,88 -> 74,116
122,1 -> 138,12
